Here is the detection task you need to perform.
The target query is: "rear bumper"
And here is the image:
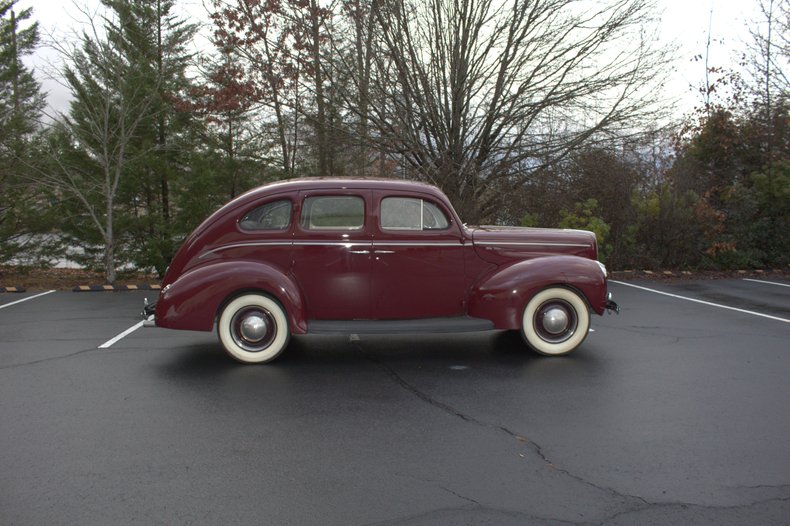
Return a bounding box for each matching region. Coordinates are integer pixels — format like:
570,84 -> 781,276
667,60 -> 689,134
142,301 -> 156,317
142,300 -> 157,327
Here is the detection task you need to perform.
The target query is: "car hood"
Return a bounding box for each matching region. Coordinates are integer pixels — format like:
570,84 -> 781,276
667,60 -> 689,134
469,225 -> 598,264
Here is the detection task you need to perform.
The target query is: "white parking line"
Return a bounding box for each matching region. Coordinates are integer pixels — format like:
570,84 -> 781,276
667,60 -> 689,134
743,278 -> 790,288
0,290 -> 56,310
610,280 -> 790,323
98,321 -> 145,349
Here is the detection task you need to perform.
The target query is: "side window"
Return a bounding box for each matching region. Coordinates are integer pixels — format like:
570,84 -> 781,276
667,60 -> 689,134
301,195 -> 365,230
422,201 -> 450,229
381,197 -> 450,231
239,199 -> 292,231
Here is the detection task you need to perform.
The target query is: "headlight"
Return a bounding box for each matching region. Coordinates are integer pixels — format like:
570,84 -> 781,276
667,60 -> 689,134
596,261 -> 607,278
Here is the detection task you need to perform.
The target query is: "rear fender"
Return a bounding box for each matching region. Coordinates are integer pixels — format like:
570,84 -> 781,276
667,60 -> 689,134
468,256 -> 607,330
155,260 -> 307,334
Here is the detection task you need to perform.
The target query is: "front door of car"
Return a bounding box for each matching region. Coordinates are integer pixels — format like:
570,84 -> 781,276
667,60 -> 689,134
370,192 -> 468,319
291,190 -> 373,320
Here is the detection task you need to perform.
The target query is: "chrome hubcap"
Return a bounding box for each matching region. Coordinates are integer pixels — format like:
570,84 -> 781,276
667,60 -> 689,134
240,315 -> 268,343
231,307 -> 276,352
534,300 -> 578,344
541,307 -> 569,334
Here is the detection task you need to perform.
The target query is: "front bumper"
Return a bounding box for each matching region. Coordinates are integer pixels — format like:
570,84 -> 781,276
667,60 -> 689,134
605,292 -> 620,314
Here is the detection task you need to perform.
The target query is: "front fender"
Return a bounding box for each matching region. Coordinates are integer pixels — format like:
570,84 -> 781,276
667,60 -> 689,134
468,256 -> 607,330
155,260 -> 307,334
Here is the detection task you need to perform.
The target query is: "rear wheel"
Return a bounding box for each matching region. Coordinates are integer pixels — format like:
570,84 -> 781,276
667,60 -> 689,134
218,294 -> 289,363
521,287 -> 590,356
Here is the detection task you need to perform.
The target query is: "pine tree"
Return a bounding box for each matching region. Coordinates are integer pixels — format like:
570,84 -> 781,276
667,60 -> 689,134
0,0 -> 45,263
40,7 -> 157,282
101,0 -> 198,275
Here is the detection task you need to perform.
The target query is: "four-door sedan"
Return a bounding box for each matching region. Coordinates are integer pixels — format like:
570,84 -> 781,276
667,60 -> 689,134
147,178 -> 618,363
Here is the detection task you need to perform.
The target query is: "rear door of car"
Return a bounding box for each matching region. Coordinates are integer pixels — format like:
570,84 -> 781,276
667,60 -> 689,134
291,190 -> 373,320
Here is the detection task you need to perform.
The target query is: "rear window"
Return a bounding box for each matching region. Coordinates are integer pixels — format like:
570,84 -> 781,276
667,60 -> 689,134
301,196 -> 365,230
240,199 -> 292,231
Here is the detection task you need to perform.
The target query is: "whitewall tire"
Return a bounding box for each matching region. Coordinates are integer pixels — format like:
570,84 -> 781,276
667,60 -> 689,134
218,294 -> 289,363
521,287 -> 590,356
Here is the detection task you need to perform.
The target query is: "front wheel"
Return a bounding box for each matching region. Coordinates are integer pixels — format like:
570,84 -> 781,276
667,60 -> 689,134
521,287 -> 590,356
218,294 -> 289,363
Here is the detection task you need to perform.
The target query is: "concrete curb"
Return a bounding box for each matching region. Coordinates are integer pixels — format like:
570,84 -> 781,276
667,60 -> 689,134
72,284 -> 161,292
0,287 -> 26,293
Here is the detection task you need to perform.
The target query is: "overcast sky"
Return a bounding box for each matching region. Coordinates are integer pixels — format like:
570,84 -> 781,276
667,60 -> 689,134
19,0 -> 765,119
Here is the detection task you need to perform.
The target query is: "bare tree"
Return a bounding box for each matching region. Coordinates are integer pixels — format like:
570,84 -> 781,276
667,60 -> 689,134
749,0 -> 790,99
211,0 -> 338,177
210,0 -> 298,175
743,0 -> 790,248
747,0 -> 790,152
356,0 -> 670,222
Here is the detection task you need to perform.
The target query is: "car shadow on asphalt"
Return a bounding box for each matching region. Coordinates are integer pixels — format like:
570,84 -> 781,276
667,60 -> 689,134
153,329 -> 598,383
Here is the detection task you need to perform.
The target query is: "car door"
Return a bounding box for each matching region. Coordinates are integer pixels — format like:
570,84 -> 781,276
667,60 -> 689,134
291,190 -> 373,320
370,191 -> 468,319
235,195 -> 295,273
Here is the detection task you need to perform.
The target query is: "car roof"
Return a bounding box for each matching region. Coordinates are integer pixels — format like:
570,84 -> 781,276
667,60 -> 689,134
238,177 -> 449,202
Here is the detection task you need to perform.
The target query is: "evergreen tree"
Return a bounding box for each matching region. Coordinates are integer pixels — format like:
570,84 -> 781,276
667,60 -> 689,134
0,0 -> 45,263
41,8 -> 156,282
100,0 -> 198,275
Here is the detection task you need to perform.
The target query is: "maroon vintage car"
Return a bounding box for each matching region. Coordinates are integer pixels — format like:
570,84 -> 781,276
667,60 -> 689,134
145,178 -> 618,363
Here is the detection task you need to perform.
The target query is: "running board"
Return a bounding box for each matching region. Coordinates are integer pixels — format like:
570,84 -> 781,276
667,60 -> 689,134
307,316 -> 495,335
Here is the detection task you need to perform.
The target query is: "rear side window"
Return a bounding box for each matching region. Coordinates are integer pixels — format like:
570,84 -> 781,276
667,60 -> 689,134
381,197 -> 450,230
240,199 -> 292,231
301,196 -> 365,230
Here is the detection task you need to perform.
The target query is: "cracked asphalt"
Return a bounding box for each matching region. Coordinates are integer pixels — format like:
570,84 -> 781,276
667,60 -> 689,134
1,279 -> 789,525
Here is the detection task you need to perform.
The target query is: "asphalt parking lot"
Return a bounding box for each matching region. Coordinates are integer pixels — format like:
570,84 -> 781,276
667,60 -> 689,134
1,278 -> 789,525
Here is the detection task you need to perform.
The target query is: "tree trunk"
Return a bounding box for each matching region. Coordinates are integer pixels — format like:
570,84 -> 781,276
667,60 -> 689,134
104,198 -> 116,284
10,9 -> 18,115
156,0 -> 170,222
309,0 -> 328,177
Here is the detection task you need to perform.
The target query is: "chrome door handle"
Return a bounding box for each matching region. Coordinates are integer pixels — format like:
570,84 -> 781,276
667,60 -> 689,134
349,250 -> 370,254
374,250 -> 395,254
